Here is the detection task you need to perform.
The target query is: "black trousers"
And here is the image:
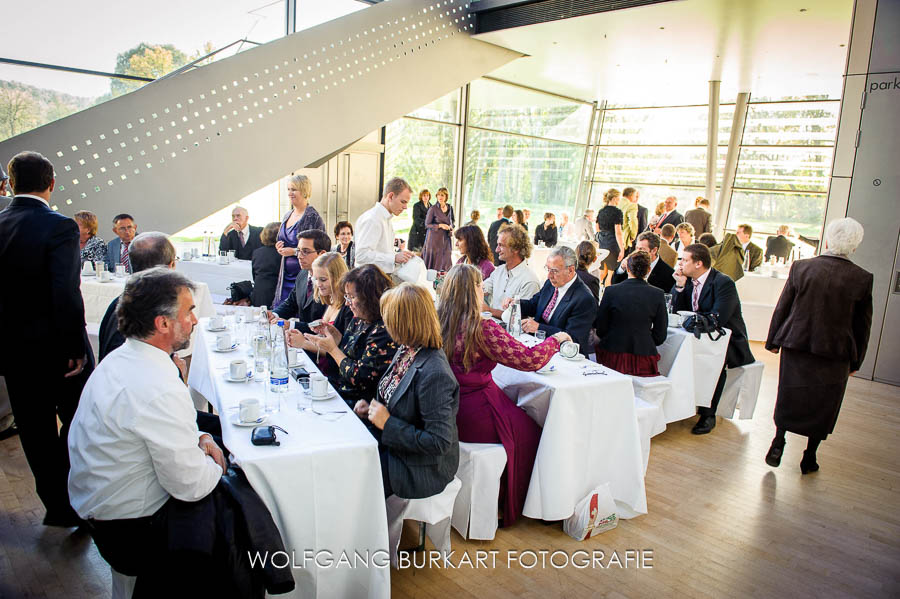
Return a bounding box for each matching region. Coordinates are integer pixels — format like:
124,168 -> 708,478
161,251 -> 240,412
697,366 -> 728,418
4,359 -> 90,517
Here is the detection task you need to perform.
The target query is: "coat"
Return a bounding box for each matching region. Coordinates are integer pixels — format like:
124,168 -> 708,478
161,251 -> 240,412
219,225 -> 263,260
658,240 -> 678,268
595,278 -> 668,356
519,278 -> 597,356
684,208 -> 712,234
611,258 -> 675,293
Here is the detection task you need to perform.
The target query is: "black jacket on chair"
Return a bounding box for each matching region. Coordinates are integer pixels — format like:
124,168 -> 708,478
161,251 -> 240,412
610,258 -> 675,293
250,245 -> 281,308
765,235 -> 795,262
520,278 -> 597,356
219,226 -> 263,261
272,270 -> 325,332
670,268 -> 754,368
380,348 -> 459,500
595,278 -> 668,355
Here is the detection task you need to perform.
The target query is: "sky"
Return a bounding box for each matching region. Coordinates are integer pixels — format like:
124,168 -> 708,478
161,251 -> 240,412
0,0 -> 366,98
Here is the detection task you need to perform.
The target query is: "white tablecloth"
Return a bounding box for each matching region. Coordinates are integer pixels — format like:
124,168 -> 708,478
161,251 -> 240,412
736,272 -> 788,342
176,258 -> 254,298
187,318 -> 390,599
80,275 -> 215,324
656,327 -> 731,423
492,341 -> 646,521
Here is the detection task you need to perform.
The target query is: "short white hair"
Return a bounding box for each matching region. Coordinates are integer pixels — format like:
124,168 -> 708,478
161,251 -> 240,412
231,205 -> 248,216
549,245 -> 577,268
824,217 -> 864,256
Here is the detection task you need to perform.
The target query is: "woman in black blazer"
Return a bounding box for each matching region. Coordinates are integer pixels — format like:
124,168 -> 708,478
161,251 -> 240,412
354,283 -> 459,499
533,213 -> 558,247
575,240 -> 601,300
594,250 -> 668,376
250,222 -> 282,307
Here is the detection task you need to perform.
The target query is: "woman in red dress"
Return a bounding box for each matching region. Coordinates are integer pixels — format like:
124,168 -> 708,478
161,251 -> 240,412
437,264 -> 571,525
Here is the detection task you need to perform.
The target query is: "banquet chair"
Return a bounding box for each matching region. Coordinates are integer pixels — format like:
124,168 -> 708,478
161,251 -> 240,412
386,477 -> 462,568
716,361 -> 765,420
451,443 -> 507,540
628,375 -> 670,473
111,568 -> 136,599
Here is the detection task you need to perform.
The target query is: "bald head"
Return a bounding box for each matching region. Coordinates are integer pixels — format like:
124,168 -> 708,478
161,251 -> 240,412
130,232 -> 176,272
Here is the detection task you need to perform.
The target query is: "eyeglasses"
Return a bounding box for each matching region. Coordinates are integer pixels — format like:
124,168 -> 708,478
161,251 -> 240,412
344,294 -> 357,304
298,248 -> 317,256
544,265 -> 573,276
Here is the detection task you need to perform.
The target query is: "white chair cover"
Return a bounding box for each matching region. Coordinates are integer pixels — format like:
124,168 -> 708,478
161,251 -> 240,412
716,361 -> 765,419
451,443 -> 507,540
386,477 -> 462,568
111,568 -> 136,599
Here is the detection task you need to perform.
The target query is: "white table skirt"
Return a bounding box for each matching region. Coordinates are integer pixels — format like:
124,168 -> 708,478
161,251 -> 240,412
492,344 -> 647,521
187,319 -> 390,599
736,272 -> 787,341
176,258 -> 254,298
656,327 -> 731,423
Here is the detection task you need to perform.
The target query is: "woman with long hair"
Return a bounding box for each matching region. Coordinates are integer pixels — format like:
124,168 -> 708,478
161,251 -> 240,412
454,225 -> 494,281
438,264 -> 571,525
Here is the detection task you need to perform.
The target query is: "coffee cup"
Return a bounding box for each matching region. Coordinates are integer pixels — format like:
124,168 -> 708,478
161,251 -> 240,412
287,347 -> 298,366
216,333 -> 233,350
230,359 -> 247,380
115,264 -> 126,278
239,398 -> 261,423
210,315 -> 225,329
98,270 -> 111,282
309,373 -> 328,397
560,341 -> 580,358
82,261 -> 94,274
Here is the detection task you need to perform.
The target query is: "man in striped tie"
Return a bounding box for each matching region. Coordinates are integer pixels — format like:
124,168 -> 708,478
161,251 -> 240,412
106,213 -> 137,274
517,246 -> 597,357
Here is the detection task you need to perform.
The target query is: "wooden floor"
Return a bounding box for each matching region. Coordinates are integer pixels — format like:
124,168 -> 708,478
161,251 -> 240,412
1,342 -> 899,598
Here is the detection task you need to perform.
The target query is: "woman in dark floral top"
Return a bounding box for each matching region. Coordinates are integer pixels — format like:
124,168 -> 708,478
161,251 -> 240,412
74,210 -> 107,265
292,264 -> 397,407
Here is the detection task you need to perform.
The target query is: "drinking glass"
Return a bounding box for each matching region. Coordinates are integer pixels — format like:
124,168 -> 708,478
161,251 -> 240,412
664,293 -> 673,314
535,330 -> 546,342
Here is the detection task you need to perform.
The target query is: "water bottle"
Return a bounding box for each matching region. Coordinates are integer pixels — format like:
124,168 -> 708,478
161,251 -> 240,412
743,250 -> 751,272
508,296 -> 522,338
269,321 -> 289,394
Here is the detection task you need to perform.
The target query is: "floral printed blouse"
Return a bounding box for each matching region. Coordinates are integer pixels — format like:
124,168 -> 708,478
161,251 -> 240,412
80,235 -> 107,265
335,317 -> 398,404
378,346 -> 419,404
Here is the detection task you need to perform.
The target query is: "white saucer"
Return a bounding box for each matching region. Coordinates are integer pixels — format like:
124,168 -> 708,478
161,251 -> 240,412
224,371 -> 254,383
229,413 -> 268,427
213,344 -> 238,353
289,360 -> 302,368
305,389 -> 337,401
82,271 -> 96,277
207,325 -> 227,332
561,353 -> 586,362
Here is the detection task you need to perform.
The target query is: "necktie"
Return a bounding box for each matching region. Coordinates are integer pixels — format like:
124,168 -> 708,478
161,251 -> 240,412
122,242 -> 132,274
692,279 -> 701,311
306,277 -> 313,301
239,230 -> 246,247
541,288 -> 559,321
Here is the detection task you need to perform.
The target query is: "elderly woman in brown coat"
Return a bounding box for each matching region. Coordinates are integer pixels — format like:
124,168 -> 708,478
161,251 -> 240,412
764,218 -> 873,474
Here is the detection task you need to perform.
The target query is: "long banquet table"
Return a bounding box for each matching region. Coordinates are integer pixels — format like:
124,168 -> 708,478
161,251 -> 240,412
491,336 -> 647,521
187,316 -> 390,599
80,274 -> 215,324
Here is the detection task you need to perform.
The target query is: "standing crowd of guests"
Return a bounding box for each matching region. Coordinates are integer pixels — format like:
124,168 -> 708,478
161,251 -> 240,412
0,150 -> 876,594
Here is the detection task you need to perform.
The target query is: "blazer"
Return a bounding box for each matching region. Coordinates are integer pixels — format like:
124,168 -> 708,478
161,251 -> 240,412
671,268 -> 754,368
533,223 -> 558,247
658,240 -> 678,268
332,242 -> 355,270
684,208 -> 712,234
105,236 -> 126,272
636,205 -> 648,237
621,200 -> 639,248
380,347 -> 460,499
250,245 -> 281,308
219,225 -> 263,261
487,218 -> 510,265
765,235 -> 794,261
272,269 -> 326,331
611,258 -> 675,293
656,210 -> 684,230
0,196 -> 89,368
576,268 -> 601,300
98,297 -> 124,361
520,278 -> 597,356
408,201 -> 430,251
746,242 -> 763,271
766,255 -> 873,371
709,233 -> 746,282
595,278 -> 668,355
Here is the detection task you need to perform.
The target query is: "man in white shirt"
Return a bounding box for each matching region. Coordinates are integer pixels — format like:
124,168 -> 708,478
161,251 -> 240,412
482,225 -> 541,317
69,268 -> 225,571
573,209 -> 595,241
354,177 -> 414,275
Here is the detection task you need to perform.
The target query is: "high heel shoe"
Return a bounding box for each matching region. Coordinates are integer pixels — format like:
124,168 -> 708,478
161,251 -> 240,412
765,438 -> 785,467
800,450 -> 819,474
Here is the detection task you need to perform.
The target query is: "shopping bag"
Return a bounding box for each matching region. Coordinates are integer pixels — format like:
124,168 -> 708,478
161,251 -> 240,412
563,483 -> 618,540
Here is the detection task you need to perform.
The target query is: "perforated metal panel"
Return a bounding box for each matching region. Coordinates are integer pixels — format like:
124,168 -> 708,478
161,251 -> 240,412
0,0 -> 520,233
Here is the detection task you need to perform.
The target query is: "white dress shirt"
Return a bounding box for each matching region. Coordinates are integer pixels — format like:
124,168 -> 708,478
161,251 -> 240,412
68,339 -> 222,520
690,268 -> 712,310
543,274 -> 578,322
483,260 -> 541,310
355,202 -> 396,274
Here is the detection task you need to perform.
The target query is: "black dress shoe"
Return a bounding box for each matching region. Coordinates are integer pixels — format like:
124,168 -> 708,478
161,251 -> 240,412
800,451 -> 819,475
765,438 -> 785,467
691,415 -> 716,435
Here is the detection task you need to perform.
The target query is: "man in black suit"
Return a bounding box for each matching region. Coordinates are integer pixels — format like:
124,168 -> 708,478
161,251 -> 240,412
611,231 -> 676,292
0,151 -> 93,527
271,229 -> 331,332
635,189 -> 648,237
518,246 -> 597,356
672,243 -> 754,435
653,196 -> 684,234
487,204 -> 513,265
99,232 -> 177,361
219,206 -> 262,260
765,225 -> 795,262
